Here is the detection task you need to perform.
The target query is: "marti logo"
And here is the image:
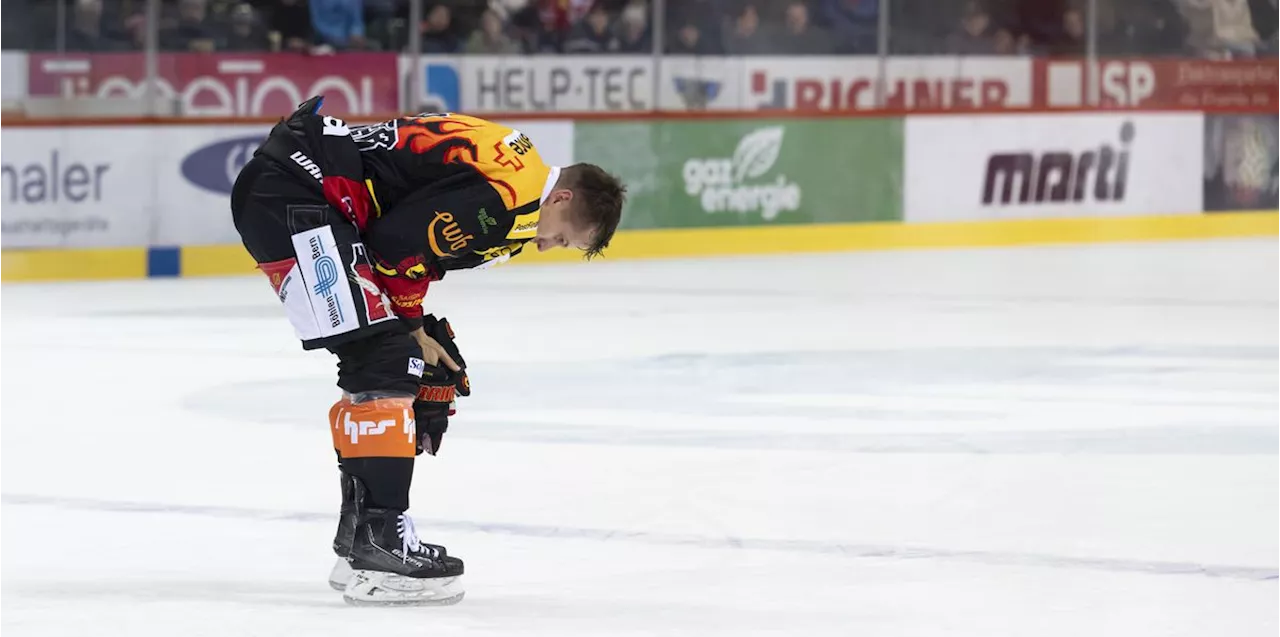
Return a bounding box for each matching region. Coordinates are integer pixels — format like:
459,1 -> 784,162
982,122 -> 1134,206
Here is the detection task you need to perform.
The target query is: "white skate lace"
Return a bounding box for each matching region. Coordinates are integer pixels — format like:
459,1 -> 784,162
396,514 -> 440,563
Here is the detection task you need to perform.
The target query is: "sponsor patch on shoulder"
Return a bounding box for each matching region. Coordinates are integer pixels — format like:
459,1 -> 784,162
408,358 -> 426,377
507,211 -> 540,240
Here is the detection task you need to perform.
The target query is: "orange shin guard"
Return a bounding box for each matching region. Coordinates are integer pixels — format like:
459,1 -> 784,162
330,396 -> 416,459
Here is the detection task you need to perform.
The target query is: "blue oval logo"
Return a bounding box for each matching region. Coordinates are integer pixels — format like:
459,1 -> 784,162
181,135 -> 264,195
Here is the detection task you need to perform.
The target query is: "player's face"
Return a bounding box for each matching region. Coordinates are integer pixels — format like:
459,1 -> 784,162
534,190 -> 596,253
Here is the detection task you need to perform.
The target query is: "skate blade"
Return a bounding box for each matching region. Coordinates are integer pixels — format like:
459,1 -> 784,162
328,557 -> 353,592
343,591 -> 465,607
343,571 -> 465,607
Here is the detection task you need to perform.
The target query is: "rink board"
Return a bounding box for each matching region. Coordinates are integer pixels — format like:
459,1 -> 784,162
2,211 -> 1275,282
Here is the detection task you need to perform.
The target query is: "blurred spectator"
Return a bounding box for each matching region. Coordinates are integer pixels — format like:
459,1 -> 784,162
310,0 -> 366,50
822,0 -> 878,53
465,8 -> 522,53
1210,0 -> 1263,55
162,0 -> 221,51
774,1 -> 833,54
1175,0 -> 1261,56
1101,0 -> 1189,55
528,0 -> 594,50
269,0 -> 314,51
614,1 -> 652,52
488,0 -> 532,22
991,26 -> 1030,53
1051,5 -> 1087,54
363,0 -> 399,50
3,0 -> 33,49
420,4 -> 461,53
945,1 -> 998,53
665,0 -> 724,53
669,20 -> 713,54
65,0 -> 128,51
722,3 -> 772,54
1004,0 -> 1069,53
222,3 -> 272,51
563,3 -> 618,52
1254,0 -> 1278,48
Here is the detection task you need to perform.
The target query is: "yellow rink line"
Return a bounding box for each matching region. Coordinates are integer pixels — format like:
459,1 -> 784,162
2,212 -> 1276,282
512,211 -> 1280,265
0,247 -> 148,282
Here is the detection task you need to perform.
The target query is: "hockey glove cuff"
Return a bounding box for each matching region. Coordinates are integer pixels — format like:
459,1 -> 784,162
422,314 -> 470,397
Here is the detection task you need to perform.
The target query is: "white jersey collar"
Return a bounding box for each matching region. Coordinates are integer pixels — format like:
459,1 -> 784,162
540,166 -> 562,205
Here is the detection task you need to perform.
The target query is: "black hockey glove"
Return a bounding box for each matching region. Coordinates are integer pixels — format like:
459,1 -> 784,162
422,314 -> 470,398
414,365 -> 456,456
414,315 -> 470,456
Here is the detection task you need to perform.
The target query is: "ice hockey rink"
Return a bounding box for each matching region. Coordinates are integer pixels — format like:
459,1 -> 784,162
2,237 -> 1276,637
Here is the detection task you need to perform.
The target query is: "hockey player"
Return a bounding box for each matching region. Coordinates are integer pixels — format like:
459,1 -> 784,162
230,97 -> 626,606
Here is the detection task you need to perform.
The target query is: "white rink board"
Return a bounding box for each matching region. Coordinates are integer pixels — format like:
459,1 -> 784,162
904,113 -> 1204,221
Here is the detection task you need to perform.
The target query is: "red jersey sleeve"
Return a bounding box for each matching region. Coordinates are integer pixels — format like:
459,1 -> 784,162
372,268 -> 434,329
366,217 -> 440,330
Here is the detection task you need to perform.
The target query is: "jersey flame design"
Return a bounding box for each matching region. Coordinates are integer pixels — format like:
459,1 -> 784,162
393,115 -> 548,211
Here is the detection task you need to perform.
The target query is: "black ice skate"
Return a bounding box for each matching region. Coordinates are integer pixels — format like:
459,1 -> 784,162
343,508 -> 465,606
327,472 -> 453,594
327,472 -> 359,591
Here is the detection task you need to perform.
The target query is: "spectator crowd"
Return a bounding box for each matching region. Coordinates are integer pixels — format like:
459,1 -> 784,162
2,0 -> 1276,58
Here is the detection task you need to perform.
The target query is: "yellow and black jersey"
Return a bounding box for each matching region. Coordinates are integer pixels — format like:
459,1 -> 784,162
255,101 -> 555,327
352,114 -> 551,219
349,113 -> 559,321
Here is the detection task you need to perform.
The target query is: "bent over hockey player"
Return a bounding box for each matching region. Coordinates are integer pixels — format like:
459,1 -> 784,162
230,97 -> 626,606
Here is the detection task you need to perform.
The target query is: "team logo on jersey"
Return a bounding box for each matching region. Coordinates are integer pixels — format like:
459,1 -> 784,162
427,211 -> 474,257
477,208 -> 496,235
351,120 -> 399,151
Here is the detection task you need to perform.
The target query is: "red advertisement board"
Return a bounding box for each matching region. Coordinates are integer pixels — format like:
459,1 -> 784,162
26,52 -> 400,117
1035,58 -> 1278,110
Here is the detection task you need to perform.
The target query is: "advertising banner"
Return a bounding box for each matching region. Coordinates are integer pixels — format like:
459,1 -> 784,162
1,124 -> 275,249
165,124 -> 275,244
741,56 -> 1032,111
25,52 -> 400,117
398,55 -> 463,113
1204,114 -> 1279,212
456,55 -> 652,113
2,127 -> 160,248
904,113 -> 1204,222
574,118 -> 902,229
1036,58 -> 1279,109
658,56 -> 745,111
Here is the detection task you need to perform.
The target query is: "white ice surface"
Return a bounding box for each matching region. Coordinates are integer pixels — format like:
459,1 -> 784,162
2,239 -> 1277,636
